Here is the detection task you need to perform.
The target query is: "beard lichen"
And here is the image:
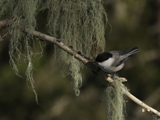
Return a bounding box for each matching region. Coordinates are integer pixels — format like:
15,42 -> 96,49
0,0 -> 39,103
69,57 -> 82,96
46,0 -> 108,95
0,0 -> 108,98
104,78 -> 126,120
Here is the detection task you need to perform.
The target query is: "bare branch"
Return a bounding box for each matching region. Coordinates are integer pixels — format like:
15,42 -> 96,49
26,29 -> 89,64
122,86 -> 160,117
0,18 -> 160,117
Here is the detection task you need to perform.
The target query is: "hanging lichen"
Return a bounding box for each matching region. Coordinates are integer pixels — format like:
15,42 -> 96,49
0,0 -> 14,18
0,0 -> 108,98
46,0 -> 107,56
104,77 -> 126,120
45,0 -> 108,95
0,0 -> 40,103
69,57 -> 82,96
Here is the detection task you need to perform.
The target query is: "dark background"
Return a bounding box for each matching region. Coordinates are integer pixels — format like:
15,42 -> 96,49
0,0 -> 160,120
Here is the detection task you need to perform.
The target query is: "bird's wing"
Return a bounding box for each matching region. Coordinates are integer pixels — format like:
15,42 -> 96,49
109,51 -> 127,67
113,57 -> 128,67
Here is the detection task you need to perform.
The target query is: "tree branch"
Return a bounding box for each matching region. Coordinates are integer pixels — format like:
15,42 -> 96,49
0,18 -> 16,28
0,18 -> 160,117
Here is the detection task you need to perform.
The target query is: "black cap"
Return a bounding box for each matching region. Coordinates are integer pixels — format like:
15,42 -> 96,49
95,52 -> 112,62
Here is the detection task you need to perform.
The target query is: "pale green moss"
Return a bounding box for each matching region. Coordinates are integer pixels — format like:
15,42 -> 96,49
104,77 -> 126,120
46,0 -> 108,95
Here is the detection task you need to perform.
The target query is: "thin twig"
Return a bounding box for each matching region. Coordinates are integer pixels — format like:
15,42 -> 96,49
0,18 -> 160,117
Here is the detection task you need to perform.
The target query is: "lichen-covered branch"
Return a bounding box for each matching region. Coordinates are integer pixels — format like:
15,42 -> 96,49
0,18 -> 160,117
0,18 -> 16,28
26,29 -> 89,64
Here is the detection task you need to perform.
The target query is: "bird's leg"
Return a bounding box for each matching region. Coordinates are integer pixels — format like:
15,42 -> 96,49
111,72 -> 118,80
106,73 -> 117,80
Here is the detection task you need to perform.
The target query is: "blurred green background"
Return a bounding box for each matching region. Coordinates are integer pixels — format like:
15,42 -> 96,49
0,0 -> 160,120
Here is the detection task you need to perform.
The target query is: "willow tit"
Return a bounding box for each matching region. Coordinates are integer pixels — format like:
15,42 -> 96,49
95,47 -> 139,73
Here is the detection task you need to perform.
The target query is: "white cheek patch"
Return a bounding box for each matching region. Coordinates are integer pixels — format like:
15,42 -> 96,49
98,57 -> 114,67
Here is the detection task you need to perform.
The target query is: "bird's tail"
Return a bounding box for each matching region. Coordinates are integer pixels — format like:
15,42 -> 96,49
124,47 -> 140,57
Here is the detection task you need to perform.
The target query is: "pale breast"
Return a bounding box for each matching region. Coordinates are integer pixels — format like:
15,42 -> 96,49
109,63 -> 124,72
98,59 -> 124,73
97,57 -> 114,67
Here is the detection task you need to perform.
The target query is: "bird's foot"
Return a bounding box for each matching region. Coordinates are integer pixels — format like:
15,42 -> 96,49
107,74 -> 127,82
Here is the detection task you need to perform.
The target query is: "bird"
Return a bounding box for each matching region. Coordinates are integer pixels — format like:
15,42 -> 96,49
95,47 -> 139,74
